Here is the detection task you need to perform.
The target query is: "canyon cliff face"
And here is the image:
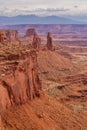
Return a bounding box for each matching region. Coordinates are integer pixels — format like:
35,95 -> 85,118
0,30 -> 19,44
47,32 -> 53,50
32,33 -> 41,50
25,28 -> 37,37
0,116 -> 4,130
0,51 -> 42,114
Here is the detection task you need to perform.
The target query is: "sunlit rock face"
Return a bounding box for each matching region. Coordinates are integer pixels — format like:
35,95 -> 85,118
46,32 -> 53,50
0,51 -> 42,114
0,30 -> 19,44
25,28 -> 37,37
32,33 -> 41,50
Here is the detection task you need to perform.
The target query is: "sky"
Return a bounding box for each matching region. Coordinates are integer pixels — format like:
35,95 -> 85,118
0,0 -> 87,17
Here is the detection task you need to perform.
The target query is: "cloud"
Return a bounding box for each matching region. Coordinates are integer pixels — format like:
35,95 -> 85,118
74,5 -> 78,8
0,8 -> 70,16
0,0 -> 87,17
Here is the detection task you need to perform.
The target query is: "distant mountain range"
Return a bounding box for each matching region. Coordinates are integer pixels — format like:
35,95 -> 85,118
0,15 -> 86,24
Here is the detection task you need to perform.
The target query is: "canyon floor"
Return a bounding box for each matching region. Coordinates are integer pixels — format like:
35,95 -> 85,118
0,36 -> 87,130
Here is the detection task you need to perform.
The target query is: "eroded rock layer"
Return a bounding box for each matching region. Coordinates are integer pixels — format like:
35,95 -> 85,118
0,51 -> 42,114
32,33 -> 41,50
25,28 -> 37,37
47,32 -> 53,50
0,30 -> 19,44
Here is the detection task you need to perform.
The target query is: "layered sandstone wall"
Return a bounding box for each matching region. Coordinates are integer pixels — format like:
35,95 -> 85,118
46,32 -> 53,50
0,116 -> 4,130
0,30 -> 19,44
25,28 -> 37,37
32,33 -> 41,50
0,51 -> 42,114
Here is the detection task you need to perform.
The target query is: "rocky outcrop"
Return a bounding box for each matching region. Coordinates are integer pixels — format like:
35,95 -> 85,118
46,32 -> 53,50
25,28 -> 37,37
0,51 -> 42,114
6,30 -> 19,43
0,116 -> 4,130
32,33 -> 41,50
0,30 -> 19,44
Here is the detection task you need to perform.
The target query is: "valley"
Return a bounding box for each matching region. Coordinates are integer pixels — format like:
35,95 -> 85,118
0,26 -> 87,130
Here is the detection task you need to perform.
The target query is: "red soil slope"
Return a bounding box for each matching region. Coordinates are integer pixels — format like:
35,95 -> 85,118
1,95 -> 87,130
37,50 -> 74,82
0,43 -> 87,130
